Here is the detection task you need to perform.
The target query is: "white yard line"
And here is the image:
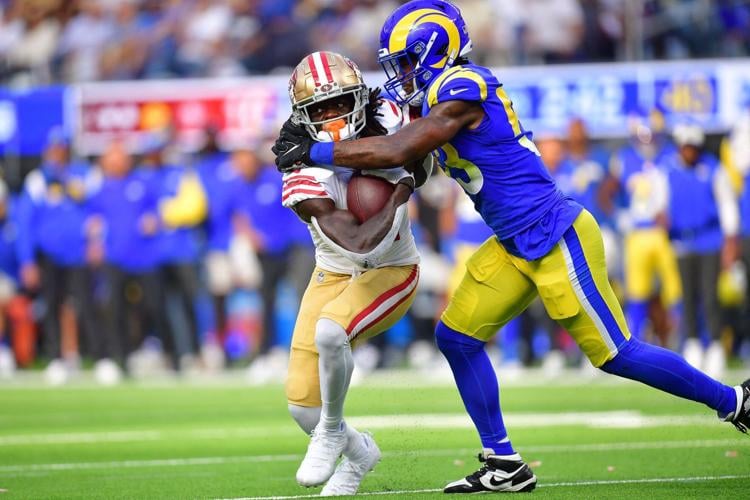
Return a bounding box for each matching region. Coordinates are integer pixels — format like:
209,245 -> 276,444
1,438 -> 747,475
0,431 -> 163,446
219,474 -> 750,500
0,411 -> 722,447
347,411 -> 717,430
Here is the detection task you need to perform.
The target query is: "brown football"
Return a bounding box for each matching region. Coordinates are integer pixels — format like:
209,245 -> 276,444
346,174 -> 394,223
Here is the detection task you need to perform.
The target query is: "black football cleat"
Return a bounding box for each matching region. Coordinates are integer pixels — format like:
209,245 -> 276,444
444,453 -> 537,494
727,379 -> 750,434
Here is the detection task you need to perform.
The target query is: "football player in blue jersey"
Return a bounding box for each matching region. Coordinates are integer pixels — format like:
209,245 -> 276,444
273,0 -> 750,493
666,123 -> 740,379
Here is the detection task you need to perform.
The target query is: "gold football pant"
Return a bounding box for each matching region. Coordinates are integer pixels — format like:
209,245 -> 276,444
442,210 -> 631,367
286,265 -> 418,407
624,227 -> 682,306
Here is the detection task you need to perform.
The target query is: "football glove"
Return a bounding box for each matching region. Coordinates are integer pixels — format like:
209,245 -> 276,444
361,87 -> 388,138
362,168 -> 415,192
272,118 -> 315,172
406,153 -> 434,189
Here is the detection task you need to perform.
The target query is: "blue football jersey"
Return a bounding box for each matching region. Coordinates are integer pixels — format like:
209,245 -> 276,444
422,63 -> 581,260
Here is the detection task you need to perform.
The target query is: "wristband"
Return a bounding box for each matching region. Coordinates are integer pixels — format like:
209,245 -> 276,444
310,142 -> 335,165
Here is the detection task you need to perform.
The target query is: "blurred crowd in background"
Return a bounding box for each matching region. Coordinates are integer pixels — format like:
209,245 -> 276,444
2,0 -> 750,386
2,0 -> 750,87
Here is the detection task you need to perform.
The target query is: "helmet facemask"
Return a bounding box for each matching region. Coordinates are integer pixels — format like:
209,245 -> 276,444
379,41 -> 439,107
293,87 -> 367,143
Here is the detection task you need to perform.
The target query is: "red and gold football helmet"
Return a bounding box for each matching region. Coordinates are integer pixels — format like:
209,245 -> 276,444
288,51 -> 368,142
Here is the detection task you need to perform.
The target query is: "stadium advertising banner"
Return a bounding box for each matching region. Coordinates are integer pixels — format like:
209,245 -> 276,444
498,59 -> 750,137
0,86 -> 68,156
73,79 -> 285,156
70,58 -> 750,155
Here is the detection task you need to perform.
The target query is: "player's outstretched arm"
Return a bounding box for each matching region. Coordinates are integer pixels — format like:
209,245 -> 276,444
274,100 -> 482,172
331,100 -> 480,170
294,183 -> 412,254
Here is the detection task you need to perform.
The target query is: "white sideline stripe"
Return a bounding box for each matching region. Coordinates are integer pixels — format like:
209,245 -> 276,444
1,439 -> 748,475
0,411 -> 724,446
0,428 -> 300,446
220,474 -> 750,500
0,431 -> 162,445
347,411 -> 719,430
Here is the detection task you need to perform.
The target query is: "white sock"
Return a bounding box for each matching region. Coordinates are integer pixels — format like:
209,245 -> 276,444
288,404 -> 321,435
315,318 -> 354,432
288,400 -> 362,457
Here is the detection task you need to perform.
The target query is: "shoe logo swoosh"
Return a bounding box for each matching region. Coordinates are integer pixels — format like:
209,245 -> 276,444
488,476 -> 512,488
449,88 -> 468,96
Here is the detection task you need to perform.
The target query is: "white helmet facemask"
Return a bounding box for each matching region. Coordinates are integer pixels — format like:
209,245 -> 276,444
294,87 -> 368,143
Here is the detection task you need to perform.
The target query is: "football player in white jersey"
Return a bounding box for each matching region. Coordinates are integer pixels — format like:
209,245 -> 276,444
281,51 -> 428,496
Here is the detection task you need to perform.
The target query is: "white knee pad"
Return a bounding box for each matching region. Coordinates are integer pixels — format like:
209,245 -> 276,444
315,318 -> 348,353
288,404 -> 321,435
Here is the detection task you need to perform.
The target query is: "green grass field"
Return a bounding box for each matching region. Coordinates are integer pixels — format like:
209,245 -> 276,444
1,371 -> 749,499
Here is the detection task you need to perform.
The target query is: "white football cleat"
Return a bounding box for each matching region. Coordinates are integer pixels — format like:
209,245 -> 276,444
94,358 -> 122,386
682,338 -> 703,369
321,432 -> 381,496
0,344 -> 16,379
704,341 -> 726,381
44,359 -> 69,386
296,423 -> 348,487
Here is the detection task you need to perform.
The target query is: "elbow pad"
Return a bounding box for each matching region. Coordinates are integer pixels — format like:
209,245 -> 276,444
311,204 -> 407,269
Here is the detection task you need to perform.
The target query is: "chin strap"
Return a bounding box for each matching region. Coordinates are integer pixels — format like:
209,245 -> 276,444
311,204 -> 407,269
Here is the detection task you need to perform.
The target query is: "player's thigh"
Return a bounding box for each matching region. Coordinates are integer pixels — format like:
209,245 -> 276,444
321,265 -> 419,346
623,231 -> 656,301
447,244 -> 479,298
540,210 -> 631,367
441,237 -> 536,342
286,268 -> 350,407
655,232 -> 682,306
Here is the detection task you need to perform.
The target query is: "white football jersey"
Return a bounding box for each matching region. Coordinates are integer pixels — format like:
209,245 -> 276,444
281,99 -> 420,275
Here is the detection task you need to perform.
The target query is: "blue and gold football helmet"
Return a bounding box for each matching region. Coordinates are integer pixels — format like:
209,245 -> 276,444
378,0 -> 472,106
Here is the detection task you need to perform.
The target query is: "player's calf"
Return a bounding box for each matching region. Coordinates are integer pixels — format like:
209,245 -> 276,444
443,453 -> 536,494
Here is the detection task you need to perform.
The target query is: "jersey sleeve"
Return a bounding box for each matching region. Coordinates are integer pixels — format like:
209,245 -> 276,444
281,167 -> 333,208
374,98 -> 404,135
426,66 -> 489,109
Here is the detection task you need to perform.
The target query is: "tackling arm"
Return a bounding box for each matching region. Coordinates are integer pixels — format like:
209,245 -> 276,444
331,100 -> 479,169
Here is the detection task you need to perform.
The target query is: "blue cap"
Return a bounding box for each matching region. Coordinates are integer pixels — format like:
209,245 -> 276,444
46,126 -> 70,147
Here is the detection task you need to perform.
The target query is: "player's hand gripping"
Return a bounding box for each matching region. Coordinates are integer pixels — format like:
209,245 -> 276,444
272,117 -> 315,173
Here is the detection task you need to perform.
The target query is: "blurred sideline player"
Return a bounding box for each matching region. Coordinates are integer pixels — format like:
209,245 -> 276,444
273,1 -> 750,493
600,111 -> 682,343
282,51 -> 426,496
666,122 -> 740,379
561,118 -> 619,277
0,180 -> 32,379
721,108 -> 750,359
